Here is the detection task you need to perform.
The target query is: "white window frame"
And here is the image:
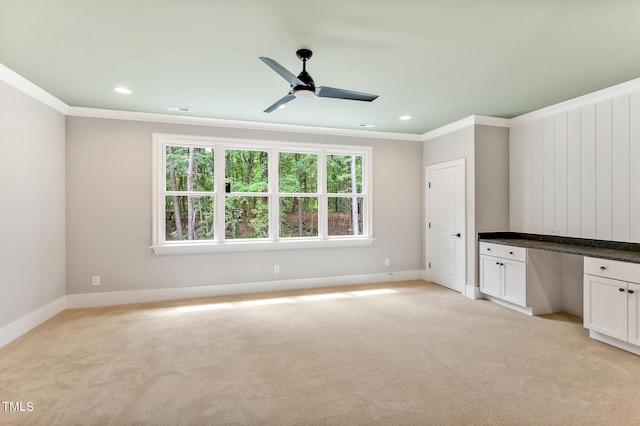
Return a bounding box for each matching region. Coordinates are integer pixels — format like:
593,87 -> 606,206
151,133 -> 373,254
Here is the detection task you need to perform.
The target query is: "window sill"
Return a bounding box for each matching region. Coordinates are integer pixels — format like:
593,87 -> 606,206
150,238 -> 375,255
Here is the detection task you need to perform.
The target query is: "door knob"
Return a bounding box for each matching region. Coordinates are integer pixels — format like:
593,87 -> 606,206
451,233 -> 461,237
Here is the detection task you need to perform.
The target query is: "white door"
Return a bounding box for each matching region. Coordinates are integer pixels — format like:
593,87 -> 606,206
583,274 -> 628,341
426,159 -> 465,293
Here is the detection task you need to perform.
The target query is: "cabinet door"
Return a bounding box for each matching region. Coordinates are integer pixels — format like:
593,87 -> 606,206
503,259 -> 526,307
584,274 -> 627,341
480,255 -> 501,297
628,282 -> 640,347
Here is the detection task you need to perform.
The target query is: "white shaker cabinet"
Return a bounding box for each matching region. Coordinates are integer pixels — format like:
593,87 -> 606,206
479,241 -> 563,315
479,242 -> 527,311
480,251 -> 526,306
583,257 -> 640,354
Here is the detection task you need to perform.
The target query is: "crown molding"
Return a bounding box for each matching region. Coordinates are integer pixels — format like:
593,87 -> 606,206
421,115 -> 510,141
474,115 -> 511,128
510,76 -> 640,126
6,58 -> 639,140
0,63 -> 69,114
0,61 -> 418,141
67,107 -> 423,141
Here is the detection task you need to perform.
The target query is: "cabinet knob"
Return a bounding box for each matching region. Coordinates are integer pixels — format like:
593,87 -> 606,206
509,251 -> 514,255
600,266 -> 606,270
619,288 -> 625,292
496,262 -> 500,265
629,290 -> 635,294
487,248 -> 491,251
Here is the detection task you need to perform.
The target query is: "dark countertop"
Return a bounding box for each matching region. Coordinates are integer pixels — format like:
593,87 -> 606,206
478,232 -> 640,264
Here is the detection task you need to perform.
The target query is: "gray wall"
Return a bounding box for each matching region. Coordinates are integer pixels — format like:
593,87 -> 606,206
0,81 -> 66,329
423,125 -> 476,285
423,124 -> 510,288
65,117 -> 424,295
474,125 -> 510,234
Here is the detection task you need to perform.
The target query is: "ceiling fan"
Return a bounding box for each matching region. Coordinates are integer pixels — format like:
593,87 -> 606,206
259,49 -> 379,113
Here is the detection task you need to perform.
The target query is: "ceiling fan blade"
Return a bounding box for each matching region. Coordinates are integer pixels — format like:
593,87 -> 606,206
259,57 -> 306,87
315,86 -> 379,102
264,92 -> 296,113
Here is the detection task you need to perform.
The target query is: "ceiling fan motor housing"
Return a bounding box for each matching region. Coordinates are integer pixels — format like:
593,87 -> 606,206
293,86 -> 315,98
295,72 -> 314,88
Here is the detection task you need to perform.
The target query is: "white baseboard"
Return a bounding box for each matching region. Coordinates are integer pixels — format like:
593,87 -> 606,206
465,285 -> 482,299
0,296 -> 67,349
589,330 -> 640,356
66,270 -> 426,309
482,294 -> 533,316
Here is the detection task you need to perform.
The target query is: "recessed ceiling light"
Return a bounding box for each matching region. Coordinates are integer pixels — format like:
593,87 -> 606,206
166,106 -> 192,112
357,123 -> 376,128
399,115 -> 412,121
114,87 -> 132,94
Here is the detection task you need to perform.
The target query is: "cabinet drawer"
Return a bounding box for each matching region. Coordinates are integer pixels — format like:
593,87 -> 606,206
479,242 -> 526,262
584,257 -> 640,283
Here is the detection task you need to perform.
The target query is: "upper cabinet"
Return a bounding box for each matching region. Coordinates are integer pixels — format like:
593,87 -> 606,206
510,92 -> 640,244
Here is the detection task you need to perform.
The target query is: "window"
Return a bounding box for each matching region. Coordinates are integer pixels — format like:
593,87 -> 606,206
152,134 -> 373,253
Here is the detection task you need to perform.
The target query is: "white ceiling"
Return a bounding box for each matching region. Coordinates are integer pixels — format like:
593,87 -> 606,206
2,0 -> 640,135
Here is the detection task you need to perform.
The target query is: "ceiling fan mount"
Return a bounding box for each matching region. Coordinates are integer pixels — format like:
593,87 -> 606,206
296,48 -> 313,61
259,49 -> 379,113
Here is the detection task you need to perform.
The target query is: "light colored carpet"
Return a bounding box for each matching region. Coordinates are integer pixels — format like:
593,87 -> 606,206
1,280 -> 640,425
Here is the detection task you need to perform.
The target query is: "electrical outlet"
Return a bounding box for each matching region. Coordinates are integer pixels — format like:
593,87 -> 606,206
91,276 -> 100,286
384,258 -> 390,267
274,265 -> 280,274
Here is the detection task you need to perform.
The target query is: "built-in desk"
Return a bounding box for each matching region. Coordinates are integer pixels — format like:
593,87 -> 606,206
478,232 -> 640,356
479,232 -> 640,264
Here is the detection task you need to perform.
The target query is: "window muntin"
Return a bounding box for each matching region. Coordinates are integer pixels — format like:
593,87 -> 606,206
154,135 -> 372,251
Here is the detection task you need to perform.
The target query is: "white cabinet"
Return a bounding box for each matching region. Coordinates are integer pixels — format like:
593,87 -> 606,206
583,274 -> 629,341
479,241 -> 564,316
583,257 -> 640,354
480,242 -> 527,309
629,282 -> 640,347
479,255 -> 501,298
503,259 -> 526,306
